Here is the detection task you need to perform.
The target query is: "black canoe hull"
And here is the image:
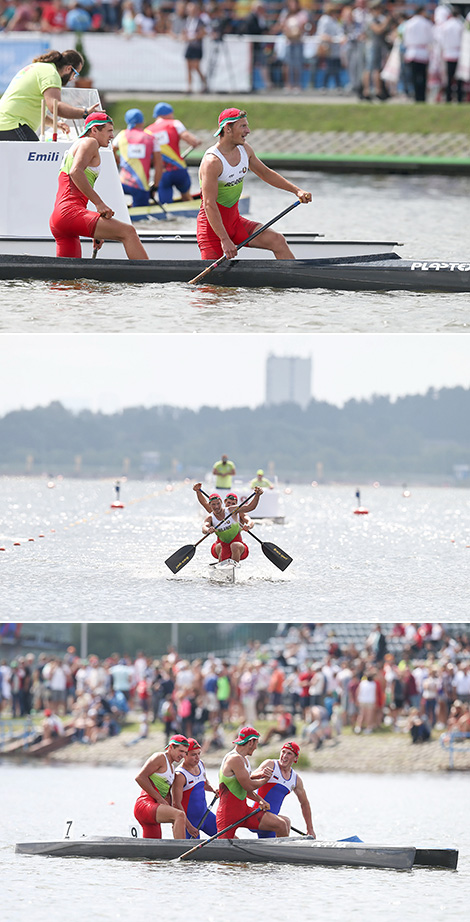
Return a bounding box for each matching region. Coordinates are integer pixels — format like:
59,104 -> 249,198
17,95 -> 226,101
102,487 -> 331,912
14,837 -> 458,869
1,253 -> 470,292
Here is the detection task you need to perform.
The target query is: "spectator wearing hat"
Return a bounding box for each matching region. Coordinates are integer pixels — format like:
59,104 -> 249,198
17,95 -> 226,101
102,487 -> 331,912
172,737 -> 219,839
255,741 -> 315,838
216,726 -> 289,837
250,469 -> 273,489
144,102 -> 201,205
49,111 -> 149,259
42,708 -> 65,741
113,108 -> 162,208
134,735 -> 190,839
197,107 -> 311,261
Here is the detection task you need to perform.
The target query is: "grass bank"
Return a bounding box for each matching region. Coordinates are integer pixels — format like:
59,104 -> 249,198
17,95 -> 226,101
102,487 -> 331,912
106,99 -> 470,135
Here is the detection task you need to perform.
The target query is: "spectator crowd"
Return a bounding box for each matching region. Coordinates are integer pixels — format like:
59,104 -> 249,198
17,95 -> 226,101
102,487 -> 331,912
1,623 -> 470,751
1,1 -> 469,102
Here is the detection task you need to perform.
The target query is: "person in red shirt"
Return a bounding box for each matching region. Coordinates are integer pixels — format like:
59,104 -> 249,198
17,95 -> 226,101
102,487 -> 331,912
41,0 -> 67,33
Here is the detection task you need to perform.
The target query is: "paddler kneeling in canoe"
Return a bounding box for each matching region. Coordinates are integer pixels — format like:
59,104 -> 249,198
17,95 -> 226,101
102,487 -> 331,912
216,726 -> 289,837
134,735 -> 189,839
49,111 -> 149,259
193,483 -> 262,566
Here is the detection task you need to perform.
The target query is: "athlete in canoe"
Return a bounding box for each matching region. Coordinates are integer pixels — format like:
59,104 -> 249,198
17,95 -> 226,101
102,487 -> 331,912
49,111 -> 149,259
197,107 -> 311,260
255,741 -> 316,839
217,726 -> 289,837
193,485 -> 262,564
172,737 -> 219,839
134,735 -> 189,839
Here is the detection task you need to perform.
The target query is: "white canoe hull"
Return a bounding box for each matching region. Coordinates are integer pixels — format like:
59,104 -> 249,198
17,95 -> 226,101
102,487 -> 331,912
0,233 -> 401,262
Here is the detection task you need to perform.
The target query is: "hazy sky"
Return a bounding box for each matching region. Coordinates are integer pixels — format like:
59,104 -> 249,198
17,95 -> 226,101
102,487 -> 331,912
0,334 -> 469,415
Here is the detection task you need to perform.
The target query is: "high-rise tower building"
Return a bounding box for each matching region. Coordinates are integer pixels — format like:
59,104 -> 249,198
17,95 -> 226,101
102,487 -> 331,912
265,355 -> 312,409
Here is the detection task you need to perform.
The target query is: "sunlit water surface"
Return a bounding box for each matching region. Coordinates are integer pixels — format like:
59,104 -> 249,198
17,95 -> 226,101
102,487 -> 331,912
2,172 -> 470,334
1,477 -> 469,619
1,765 -> 468,922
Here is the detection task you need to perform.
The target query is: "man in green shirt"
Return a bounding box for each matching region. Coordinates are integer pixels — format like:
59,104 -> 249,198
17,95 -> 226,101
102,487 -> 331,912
212,454 -> 236,490
0,49 -> 99,141
250,469 -> 274,489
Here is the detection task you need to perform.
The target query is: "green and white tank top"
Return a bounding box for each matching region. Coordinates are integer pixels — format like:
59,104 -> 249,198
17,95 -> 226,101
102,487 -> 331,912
219,750 -> 250,800
211,509 -> 241,543
201,145 -> 248,208
60,147 -> 100,188
149,753 -> 175,797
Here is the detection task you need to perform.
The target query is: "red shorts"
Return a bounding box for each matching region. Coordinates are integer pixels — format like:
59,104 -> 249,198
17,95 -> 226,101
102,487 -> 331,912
134,792 -> 162,839
49,173 -> 101,258
216,788 -> 261,837
197,203 -> 259,259
211,536 -> 249,562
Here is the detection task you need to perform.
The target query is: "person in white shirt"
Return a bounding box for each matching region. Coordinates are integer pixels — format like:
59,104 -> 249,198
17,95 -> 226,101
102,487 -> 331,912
403,5 -> 434,101
440,9 -> 464,102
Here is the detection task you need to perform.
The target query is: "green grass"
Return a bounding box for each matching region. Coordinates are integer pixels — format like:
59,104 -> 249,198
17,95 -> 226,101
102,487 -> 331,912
106,99 -> 470,135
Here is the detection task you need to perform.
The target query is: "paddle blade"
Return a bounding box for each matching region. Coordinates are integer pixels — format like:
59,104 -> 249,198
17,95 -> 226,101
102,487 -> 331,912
165,545 -> 196,574
261,542 -> 293,571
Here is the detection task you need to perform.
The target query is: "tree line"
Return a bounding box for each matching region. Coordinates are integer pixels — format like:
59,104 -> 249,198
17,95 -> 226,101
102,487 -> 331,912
0,387 -> 469,481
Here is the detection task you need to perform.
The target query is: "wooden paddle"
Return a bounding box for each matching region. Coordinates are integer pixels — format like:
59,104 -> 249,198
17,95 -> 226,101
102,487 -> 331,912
196,793 -> 218,831
52,98 -> 58,142
188,200 -> 301,285
164,492 -> 256,574
199,489 -> 292,572
40,98 -> 46,142
177,807 -> 262,860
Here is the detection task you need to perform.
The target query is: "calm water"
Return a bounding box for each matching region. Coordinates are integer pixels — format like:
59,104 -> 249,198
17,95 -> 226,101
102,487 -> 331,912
1,477 -> 470,619
1,172 -> 470,334
1,765 -> 468,922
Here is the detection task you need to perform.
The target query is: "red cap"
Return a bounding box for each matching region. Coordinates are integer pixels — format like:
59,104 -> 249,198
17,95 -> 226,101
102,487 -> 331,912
44,709 -> 52,717
225,493 -> 238,501
166,734 -> 189,749
79,111 -> 113,137
232,726 -> 260,745
209,493 -> 221,501
281,741 -> 300,761
214,108 -> 245,136
187,738 -> 201,752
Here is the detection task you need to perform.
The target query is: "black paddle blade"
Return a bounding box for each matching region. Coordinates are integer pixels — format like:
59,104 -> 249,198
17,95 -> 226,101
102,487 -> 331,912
261,542 -> 293,571
165,545 -> 196,574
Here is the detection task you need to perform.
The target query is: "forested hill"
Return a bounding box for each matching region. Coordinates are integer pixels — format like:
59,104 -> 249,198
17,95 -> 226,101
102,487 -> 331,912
1,387 -> 469,481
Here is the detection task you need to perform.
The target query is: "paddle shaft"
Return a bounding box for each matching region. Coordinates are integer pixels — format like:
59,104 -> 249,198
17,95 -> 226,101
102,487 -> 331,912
40,98 -> 46,141
52,98 -> 58,142
177,807 -> 262,860
189,199 -> 301,285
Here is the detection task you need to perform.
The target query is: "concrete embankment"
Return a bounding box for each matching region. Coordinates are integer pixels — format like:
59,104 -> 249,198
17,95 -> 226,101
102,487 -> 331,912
36,726 -> 469,774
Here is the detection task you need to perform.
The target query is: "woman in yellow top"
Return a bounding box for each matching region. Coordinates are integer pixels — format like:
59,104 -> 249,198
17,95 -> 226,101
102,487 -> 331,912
0,49 -> 100,141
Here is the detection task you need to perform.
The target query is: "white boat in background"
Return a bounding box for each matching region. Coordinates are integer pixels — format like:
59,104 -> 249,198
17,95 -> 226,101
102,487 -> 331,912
238,487 -> 285,523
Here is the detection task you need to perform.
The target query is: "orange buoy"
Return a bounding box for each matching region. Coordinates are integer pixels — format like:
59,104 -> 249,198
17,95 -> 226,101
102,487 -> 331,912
110,502 -> 124,509
28,538 -> 35,542
13,541 -> 20,546
354,508 -> 369,515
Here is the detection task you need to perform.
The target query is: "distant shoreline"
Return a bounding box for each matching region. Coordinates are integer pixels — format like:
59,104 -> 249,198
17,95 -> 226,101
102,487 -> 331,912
6,727 -> 468,775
